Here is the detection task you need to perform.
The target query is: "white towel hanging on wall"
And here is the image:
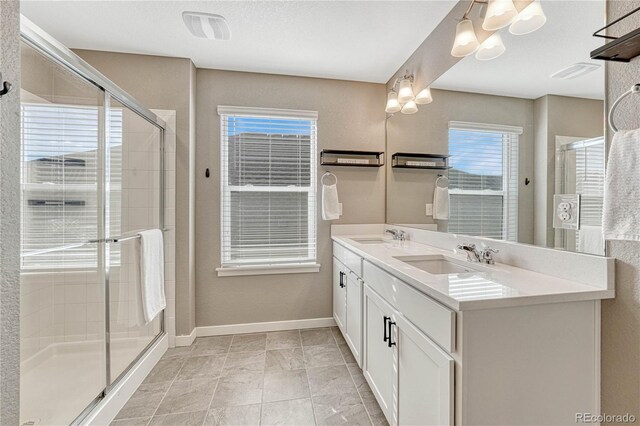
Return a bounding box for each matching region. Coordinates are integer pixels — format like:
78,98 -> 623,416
321,172 -> 340,220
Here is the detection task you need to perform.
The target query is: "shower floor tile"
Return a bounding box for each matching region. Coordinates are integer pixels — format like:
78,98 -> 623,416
113,327 -> 388,426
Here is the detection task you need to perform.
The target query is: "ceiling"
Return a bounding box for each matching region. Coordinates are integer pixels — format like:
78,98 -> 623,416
432,1 -> 606,100
21,0 -> 458,84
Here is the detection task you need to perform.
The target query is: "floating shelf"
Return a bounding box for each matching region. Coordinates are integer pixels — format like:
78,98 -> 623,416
391,152 -> 450,170
320,150 -> 384,167
591,6 -> 640,62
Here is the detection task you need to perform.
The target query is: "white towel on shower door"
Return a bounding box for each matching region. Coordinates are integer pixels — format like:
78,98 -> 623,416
138,229 -> 166,323
603,129 -> 640,241
322,184 -> 340,220
433,186 -> 449,220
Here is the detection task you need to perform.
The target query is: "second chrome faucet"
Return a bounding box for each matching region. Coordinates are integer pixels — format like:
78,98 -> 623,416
456,243 -> 499,265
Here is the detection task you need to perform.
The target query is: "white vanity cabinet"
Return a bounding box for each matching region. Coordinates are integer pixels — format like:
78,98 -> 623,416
363,273 -> 453,426
332,243 -> 364,366
361,260 -> 599,426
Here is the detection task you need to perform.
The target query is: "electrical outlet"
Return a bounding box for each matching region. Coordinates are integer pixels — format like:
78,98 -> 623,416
338,203 -> 343,216
425,203 -> 433,216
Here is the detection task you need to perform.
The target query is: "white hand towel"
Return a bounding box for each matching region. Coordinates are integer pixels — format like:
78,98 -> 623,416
578,225 -> 605,255
433,186 -> 449,220
138,229 -> 166,323
322,183 -> 340,220
603,129 -> 640,241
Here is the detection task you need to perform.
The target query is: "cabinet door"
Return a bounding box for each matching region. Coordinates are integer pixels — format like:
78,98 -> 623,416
363,286 -> 396,424
345,271 -> 362,365
395,313 -> 454,426
333,257 -> 347,332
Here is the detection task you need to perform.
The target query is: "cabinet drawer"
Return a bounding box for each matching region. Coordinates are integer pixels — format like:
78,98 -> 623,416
363,261 -> 455,353
333,242 -> 363,277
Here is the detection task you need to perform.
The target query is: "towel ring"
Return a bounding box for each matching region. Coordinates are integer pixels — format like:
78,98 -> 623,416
609,83 -> 640,132
321,172 -> 338,186
435,174 -> 449,188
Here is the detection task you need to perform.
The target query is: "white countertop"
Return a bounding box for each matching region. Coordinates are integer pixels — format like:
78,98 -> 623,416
332,234 -> 615,311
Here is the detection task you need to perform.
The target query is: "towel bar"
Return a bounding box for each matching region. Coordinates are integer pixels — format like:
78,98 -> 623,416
609,83 -> 640,132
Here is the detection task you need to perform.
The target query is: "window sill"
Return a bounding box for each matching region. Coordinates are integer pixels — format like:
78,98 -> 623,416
216,263 -> 321,277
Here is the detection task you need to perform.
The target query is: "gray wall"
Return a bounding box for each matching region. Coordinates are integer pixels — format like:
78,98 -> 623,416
386,88 -> 535,244
0,0 -> 20,423
195,69 -> 386,327
532,95 -> 604,247
602,0 -> 640,417
74,50 -> 197,336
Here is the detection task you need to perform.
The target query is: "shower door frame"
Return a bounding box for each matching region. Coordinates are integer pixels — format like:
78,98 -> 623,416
20,16 -> 167,425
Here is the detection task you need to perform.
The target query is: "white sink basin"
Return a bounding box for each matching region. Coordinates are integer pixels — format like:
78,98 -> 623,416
394,255 -> 481,275
351,237 -> 389,245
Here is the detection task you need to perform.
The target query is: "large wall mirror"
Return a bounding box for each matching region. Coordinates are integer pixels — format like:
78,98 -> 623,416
386,0 -> 606,255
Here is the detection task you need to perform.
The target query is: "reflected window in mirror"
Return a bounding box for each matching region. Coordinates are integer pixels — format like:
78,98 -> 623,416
447,122 -> 521,241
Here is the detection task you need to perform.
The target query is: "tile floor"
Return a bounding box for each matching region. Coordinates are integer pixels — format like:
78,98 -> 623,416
112,327 -> 388,426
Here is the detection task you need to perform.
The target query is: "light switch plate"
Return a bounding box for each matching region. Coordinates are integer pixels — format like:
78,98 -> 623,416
338,203 -> 343,216
425,203 -> 433,216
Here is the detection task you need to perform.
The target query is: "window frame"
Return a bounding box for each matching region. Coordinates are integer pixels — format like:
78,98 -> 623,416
447,121 -> 521,242
216,106 -> 320,277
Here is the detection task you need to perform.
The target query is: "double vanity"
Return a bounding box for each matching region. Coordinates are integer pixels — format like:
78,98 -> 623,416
331,225 -> 614,426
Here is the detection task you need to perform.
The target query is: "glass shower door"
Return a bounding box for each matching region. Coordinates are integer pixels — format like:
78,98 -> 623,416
19,41 -> 107,426
106,99 -> 163,383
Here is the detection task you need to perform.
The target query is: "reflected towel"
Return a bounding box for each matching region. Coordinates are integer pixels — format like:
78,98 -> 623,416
578,225 -> 605,255
138,229 -> 166,323
322,184 -> 340,220
433,186 -> 449,220
603,129 -> 640,241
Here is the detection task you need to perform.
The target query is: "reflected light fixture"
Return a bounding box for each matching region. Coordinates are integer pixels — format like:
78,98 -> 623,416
415,87 -> 433,104
385,91 -> 401,114
401,100 -> 418,115
385,72 -> 433,114
483,0 -> 518,30
451,0 -> 546,60
475,32 -> 506,60
451,19 -> 480,57
397,78 -> 415,103
509,0 -> 547,35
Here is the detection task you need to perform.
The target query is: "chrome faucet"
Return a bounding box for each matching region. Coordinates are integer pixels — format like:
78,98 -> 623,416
386,229 -> 407,241
457,243 -> 481,262
457,243 -> 499,264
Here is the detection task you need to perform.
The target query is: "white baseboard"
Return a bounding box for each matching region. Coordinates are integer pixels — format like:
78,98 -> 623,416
196,317 -> 336,338
174,327 -> 197,347
82,334 -> 168,425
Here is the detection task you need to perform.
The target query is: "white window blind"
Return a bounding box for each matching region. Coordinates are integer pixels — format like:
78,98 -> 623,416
21,103 -> 122,269
576,139 -> 605,227
447,121 -> 520,241
219,106 -> 317,268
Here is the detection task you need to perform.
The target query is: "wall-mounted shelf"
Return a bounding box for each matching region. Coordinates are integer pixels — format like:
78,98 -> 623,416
320,150 -> 384,167
391,152 -> 450,170
591,6 -> 640,62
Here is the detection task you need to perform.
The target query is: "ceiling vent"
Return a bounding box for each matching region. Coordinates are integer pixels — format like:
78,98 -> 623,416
550,63 -> 600,80
182,12 -> 230,40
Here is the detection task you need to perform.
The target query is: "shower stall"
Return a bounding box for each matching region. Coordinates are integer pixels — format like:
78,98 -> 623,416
19,19 -> 168,425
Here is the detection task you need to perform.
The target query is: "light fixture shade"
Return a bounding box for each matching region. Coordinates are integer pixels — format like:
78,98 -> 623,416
482,0 -> 518,31
397,78 -> 415,103
451,19 -> 480,57
401,100 -> 418,114
415,87 -> 433,105
385,91 -> 402,113
509,1 -> 547,35
475,33 -> 506,60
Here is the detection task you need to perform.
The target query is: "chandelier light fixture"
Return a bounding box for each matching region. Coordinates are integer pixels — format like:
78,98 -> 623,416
451,0 -> 546,60
385,73 -> 433,115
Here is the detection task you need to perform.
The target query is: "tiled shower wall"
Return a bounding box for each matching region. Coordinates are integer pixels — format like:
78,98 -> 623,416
20,110 -> 176,361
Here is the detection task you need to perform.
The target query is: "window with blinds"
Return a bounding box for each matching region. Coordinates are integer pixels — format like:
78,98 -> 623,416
447,121 -> 521,241
21,103 -> 122,270
219,106 -> 317,268
576,139 -> 605,227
